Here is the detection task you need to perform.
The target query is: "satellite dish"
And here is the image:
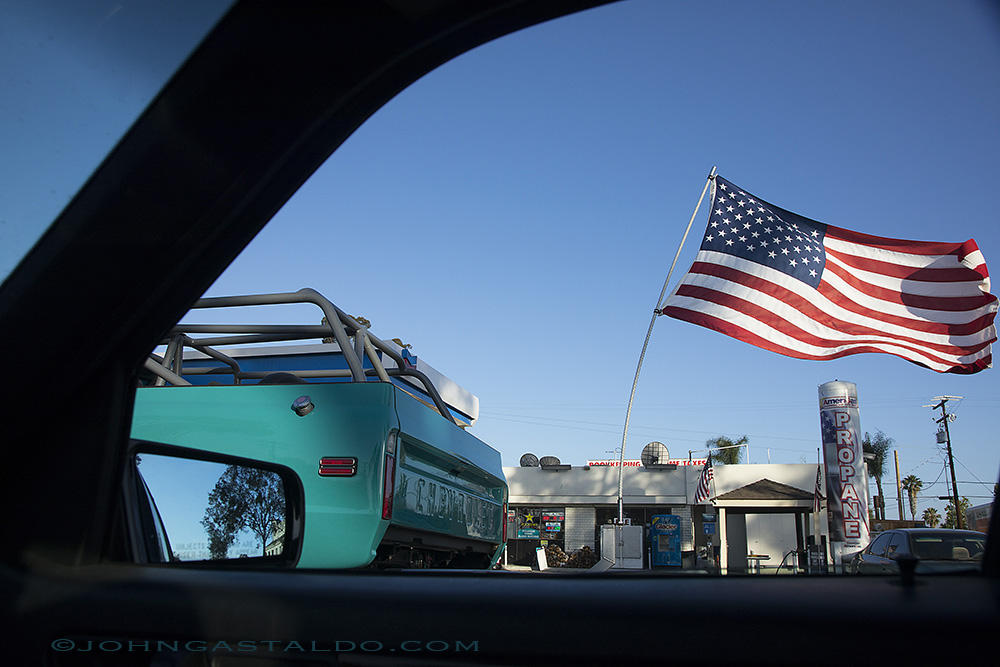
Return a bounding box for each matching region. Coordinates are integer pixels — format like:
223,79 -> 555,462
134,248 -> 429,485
539,456 -> 561,467
641,441 -> 669,466
519,453 -> 540,467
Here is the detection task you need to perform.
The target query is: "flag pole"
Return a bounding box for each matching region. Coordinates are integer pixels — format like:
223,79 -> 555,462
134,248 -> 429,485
616,166 -> 717,523
814,447 -> 822,562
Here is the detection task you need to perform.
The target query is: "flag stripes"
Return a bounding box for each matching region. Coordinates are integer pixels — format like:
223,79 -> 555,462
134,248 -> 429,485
662,177 -> 997,374
694,458 -> 714,504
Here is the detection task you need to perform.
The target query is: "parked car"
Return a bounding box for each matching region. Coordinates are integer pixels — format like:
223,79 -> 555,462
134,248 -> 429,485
850,529 -> 986,574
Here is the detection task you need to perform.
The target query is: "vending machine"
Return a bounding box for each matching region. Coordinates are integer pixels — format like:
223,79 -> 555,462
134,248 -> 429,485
649,514 -> 682,567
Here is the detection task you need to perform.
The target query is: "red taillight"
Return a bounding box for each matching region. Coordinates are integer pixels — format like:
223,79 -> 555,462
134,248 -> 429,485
319,457 -> 357,476
502,501 -> 508,542
381,454 -> 396,520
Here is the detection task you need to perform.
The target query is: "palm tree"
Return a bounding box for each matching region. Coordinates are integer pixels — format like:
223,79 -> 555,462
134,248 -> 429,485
943,497 -> 970,529
706,435 -> 748,465
900,474 -> 923,521
922,507 -> 940,528
862,430 -> 892,520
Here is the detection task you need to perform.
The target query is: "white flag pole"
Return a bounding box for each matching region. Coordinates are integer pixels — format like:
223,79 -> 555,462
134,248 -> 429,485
616,166 -> 717,523
814,447 -> 822,560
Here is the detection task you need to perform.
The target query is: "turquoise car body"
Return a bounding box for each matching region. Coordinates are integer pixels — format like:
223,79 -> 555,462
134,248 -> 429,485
131,381 -> 507,568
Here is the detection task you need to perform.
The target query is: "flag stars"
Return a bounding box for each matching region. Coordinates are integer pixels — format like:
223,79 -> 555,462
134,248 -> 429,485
781,247 -> 790,255
718,229 -> 727,236
747,245 -> 755,251
738,200 -> 746,208
811,230 -> 819,237
768,251 -> 777,258
710,221 -> 719,228
727,206 -> 734,212
767,216 -> 774,222
719,183 -> 727,190
809,269 -> 818,277
751,231 -> 759,238
743,222 -> 751,229
789,259 -> 797,267
734,214 -> 743,220
739,236 -> 747,242
725,239 -> 734,246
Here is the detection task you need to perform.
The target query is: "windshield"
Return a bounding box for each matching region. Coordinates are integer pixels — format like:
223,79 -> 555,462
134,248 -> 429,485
132,0 -> 999,575
8,1 -> 998,576
0,0 -> 233,284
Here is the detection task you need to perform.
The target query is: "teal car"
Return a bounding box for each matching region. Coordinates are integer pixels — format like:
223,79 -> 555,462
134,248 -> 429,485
131,289 -> 508,569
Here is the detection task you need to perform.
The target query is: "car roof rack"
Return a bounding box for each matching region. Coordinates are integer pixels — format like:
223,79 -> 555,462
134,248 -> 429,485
143,288 -> 460,426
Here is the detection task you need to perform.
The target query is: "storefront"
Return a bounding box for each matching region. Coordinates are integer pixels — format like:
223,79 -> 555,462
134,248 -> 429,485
504,461 -> 828,571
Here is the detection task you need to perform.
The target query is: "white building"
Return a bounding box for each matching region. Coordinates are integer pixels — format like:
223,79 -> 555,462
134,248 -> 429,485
504,462 -> 831,573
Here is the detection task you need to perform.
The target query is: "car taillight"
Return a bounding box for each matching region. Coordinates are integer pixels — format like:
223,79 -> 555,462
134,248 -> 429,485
319,457 -> 357,476
502,501 -> 508,542
381,454 -> 395,520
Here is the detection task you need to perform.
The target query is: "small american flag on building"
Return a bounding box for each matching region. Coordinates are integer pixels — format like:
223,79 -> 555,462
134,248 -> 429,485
813,463 -> 824,513
693,457 -> 714,504
661,176 -> 997,374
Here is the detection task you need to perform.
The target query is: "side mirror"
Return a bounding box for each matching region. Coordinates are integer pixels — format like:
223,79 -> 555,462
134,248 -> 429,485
128,446 -> 300,565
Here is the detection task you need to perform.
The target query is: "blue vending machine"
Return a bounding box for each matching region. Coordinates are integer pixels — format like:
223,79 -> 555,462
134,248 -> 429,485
650,514 -> 682,567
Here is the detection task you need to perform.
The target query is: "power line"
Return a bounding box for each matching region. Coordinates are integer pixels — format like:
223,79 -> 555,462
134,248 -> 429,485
952,455 -> 998,491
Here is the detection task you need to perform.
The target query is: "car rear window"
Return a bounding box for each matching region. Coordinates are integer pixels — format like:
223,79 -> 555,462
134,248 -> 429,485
911,534 -> 986,561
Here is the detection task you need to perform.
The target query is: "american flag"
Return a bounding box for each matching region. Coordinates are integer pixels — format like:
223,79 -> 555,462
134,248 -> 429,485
693,457 -> 714,504
812,463 -> 824,513
661,176 -> 997,374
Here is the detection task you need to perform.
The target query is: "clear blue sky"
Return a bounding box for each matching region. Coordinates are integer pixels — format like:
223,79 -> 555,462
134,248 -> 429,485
5,0 -> 999,527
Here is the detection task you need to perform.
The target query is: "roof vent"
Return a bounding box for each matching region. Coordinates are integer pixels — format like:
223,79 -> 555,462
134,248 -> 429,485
519,453 -> 540,467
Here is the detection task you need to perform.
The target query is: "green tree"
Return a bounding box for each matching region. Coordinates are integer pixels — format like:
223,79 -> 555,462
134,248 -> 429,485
862,430 -> 892,520
706,435 -> 748,465
943,496 -> 971,529
201,465 -> 285,559
921,507 -> 941,528
900,474 -> 923,521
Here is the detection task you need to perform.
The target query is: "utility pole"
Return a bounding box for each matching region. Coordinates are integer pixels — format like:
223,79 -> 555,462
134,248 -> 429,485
926,396 -> 963,529
894,450 -> 904,520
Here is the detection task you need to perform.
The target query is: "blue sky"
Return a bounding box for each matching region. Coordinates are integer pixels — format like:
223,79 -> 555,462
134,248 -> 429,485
5,0 -> 999,531
200,0 -> 1000,520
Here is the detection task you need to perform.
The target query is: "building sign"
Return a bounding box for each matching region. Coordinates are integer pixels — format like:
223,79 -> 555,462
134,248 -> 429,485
544,522 -> 562,532
541,510 -> 564,521
587,459 -> 707,467
818,381 -> 869,560
517,528 -> 540,539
